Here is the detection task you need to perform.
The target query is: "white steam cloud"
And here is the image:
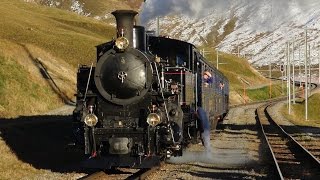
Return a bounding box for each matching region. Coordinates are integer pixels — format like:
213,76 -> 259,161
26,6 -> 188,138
168,130 -> 213,164
140,0 -> 230,24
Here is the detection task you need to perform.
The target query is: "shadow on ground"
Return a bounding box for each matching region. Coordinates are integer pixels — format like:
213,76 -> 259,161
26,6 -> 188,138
1,116 -> 319,177
0,115 -> 85,173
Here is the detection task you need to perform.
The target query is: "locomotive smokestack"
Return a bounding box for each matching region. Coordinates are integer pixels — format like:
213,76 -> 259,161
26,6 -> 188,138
112,10 -> 138,48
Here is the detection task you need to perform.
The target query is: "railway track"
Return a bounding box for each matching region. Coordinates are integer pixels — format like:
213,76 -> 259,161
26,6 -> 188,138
230,81 -> 318,109
256,103 -> 320,179
290,132 -> 320,161
79,163 -> 162,180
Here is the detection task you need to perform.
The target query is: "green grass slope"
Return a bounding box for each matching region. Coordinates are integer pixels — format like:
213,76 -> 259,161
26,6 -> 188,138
201,48 -> 267,88
200,47 -> 269,104
0,0 -> 271,117
0,0 -> 114,66
0,0 -> 115,117
0,54 -> 62,117
282,93 -> 320,127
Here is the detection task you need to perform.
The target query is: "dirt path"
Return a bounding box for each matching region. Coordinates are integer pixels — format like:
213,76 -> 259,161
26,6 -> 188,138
45,104 -> 75,115
147,103 -> 271,179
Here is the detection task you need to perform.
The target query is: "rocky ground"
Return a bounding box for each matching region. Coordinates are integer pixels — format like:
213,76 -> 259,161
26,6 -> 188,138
146,103 -> 273,179
1,96 -> 319,179
146,95 -> 320,179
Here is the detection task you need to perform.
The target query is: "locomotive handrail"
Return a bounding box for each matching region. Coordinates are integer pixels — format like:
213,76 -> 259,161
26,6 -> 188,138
164,66 -> 189,70
83,62 -> 94,103
154,62 -> 181,145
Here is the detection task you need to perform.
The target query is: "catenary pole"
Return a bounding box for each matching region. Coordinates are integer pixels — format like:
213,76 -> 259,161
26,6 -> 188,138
304,29 -> 308,120
288,42 -> 291,114
319,45 -> 320,84
285,42 -> 289,107
308,44 -> 311,95
216,49 -> 219,70
292,41 -> 296,104
299,43 -> 302,86
269,52 -> 272,99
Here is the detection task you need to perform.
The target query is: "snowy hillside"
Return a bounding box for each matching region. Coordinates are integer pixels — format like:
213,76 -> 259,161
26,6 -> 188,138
24,0 -> 320,67
141,0 -> 320,66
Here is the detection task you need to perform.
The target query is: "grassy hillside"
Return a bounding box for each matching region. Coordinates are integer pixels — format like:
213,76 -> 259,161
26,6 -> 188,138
200,47 -> 269,104
246,83 -> 285,101
282,93 -> 320,127
0,0 -> 114,66
0,0 -> 271,117
201,48 -> 267,88
0,0 -> 115,117
0,55 -> 62,117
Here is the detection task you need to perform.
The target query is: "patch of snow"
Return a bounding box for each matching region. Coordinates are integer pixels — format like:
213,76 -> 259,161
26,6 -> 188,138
70,0 -> 90,17
142,0 -> 320,66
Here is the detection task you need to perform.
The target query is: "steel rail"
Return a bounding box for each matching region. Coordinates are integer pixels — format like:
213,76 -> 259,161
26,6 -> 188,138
265,105 -> 320,165
256,104 -> 284,179
257,103 -> 320,179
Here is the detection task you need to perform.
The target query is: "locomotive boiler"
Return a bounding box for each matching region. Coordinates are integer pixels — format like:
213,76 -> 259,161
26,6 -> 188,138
73,10 -> 229,169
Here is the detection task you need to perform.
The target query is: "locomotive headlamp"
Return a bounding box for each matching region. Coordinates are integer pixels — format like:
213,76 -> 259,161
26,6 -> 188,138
146,113 -> 161,127
155,55 -> 161,63
84,113 -> 98,127
115,37 -> 129,50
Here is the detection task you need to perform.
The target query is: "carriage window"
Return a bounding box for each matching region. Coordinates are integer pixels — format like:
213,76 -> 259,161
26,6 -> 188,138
193,52 -> 198,72
176,54 -> 184,66
170,51 -> 189,68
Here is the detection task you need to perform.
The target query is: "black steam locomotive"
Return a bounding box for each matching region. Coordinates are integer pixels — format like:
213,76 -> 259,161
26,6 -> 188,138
73,10 -> 229,169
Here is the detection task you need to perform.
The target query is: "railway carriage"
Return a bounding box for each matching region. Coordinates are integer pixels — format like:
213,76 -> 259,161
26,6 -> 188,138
72,10 -> 229,169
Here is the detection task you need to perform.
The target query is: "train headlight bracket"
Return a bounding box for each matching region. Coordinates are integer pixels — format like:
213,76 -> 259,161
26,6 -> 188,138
84,113 -> 98,127
146,113 -> 161,127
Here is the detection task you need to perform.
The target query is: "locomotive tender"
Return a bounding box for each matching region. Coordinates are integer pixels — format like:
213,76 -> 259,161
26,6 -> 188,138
73,10 -> 229,169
